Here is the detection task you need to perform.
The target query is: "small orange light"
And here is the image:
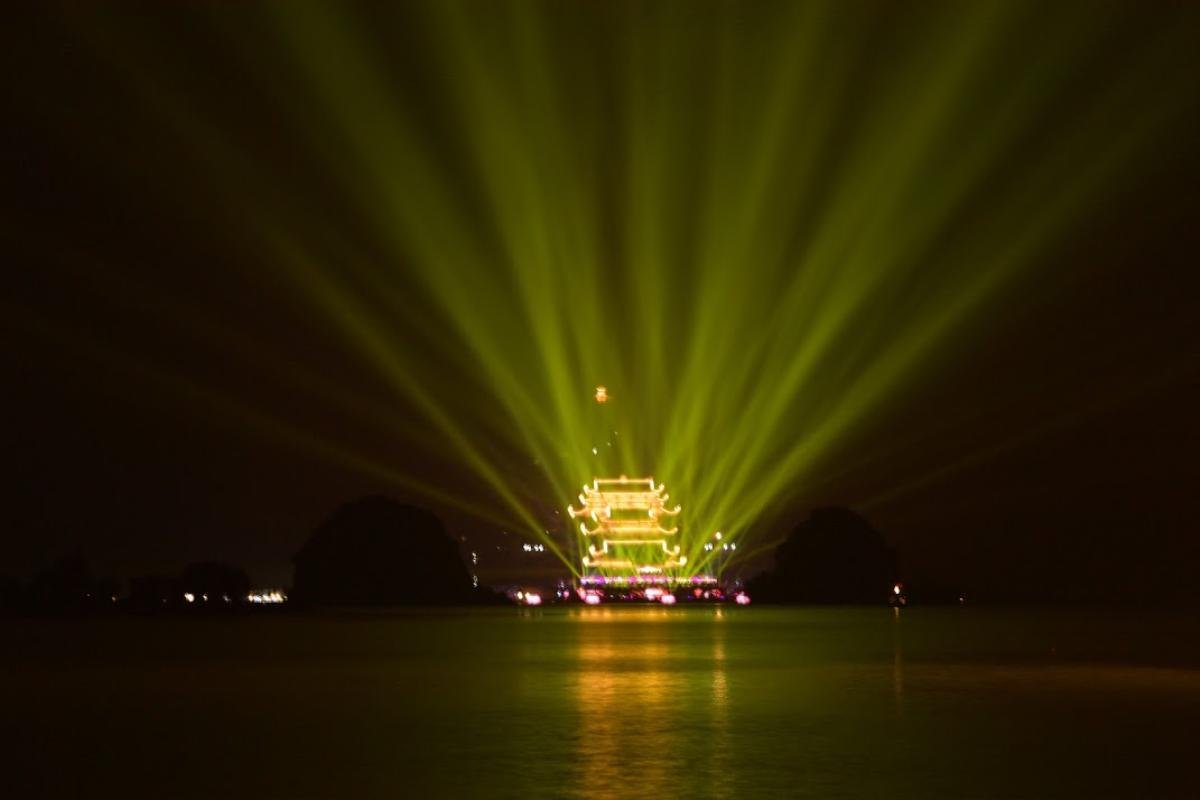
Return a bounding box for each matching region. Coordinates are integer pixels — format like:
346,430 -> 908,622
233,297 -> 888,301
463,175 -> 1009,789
594,385 -> 608,403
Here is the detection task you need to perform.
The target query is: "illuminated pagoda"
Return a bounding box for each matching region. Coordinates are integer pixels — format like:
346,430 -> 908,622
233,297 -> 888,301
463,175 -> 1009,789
568,476 -> 712,597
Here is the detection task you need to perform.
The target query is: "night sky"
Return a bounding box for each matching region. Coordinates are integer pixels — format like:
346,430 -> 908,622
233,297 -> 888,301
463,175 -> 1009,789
5,1 -> 1199,597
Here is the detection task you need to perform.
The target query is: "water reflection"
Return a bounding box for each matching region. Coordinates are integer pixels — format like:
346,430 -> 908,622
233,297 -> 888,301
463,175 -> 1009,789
10,608 -> 1200,798
892,606 -> 905,715
570,608 -> 730,798
709,614 -> 731,797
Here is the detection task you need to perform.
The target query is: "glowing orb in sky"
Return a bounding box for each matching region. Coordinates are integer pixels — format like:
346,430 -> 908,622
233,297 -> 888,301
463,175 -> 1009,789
594,385 -> 608,404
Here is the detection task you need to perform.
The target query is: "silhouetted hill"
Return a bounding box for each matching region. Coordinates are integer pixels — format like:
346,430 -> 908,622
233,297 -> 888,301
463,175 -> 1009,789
293,497 -> 474,605
748,507 -> 897,603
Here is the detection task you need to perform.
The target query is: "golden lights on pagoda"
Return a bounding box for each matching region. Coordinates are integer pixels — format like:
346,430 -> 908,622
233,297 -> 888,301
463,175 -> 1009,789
567,477 -> 683,573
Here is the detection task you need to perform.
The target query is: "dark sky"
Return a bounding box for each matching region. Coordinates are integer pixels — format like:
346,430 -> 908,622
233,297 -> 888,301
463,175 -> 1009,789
3,2 -> 1199,597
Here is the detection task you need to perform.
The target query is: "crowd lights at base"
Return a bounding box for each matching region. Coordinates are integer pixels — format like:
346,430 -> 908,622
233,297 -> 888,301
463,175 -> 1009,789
570,583 -> 750,605
247,590 -> 287,604
514,589 -> 544,606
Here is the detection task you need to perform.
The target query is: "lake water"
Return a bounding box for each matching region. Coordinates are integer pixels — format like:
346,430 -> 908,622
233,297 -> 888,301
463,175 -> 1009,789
5,606 -> 1200,798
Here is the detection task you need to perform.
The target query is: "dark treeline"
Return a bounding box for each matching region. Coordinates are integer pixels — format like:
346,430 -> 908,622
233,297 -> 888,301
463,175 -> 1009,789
0,496 -> 507,616
0,556 -> 259,616
1,555 -> 121,615
8,497 -> 1181,613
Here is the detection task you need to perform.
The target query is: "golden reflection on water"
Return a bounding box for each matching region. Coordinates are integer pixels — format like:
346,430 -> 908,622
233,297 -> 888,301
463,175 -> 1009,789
709,615 -> 731,796
893,606 -> 905,716
570,608 -> 730,797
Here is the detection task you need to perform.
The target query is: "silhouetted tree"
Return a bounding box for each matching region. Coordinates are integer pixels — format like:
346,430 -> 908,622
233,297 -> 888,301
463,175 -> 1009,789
27,556 -> 113,612
747,507 -> 897,603
180,561 -> 250,605
293,497 -> 474,605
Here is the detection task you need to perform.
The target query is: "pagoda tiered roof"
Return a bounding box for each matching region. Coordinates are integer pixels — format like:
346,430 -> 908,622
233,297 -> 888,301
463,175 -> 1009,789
568,476 -> 686,572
